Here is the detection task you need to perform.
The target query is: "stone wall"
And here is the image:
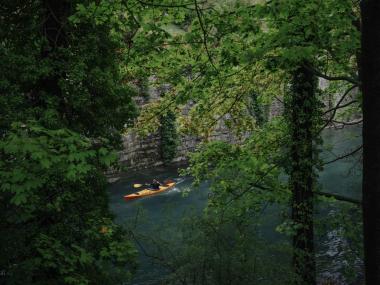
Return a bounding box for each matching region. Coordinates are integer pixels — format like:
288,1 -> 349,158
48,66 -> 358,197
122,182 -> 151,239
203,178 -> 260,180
118,75 -> 251,170
120,132 -> 162,170
119,78 -> 359,171
119,121 -> 240,170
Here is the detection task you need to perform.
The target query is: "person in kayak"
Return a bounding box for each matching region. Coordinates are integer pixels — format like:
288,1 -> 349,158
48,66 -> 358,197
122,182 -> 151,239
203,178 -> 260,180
150,179 -> 162,190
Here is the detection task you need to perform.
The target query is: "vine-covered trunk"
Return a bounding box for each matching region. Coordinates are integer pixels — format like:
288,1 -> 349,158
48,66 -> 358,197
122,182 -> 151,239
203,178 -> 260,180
287,65 -> 317,285
160,110 -> 178,164
361,1 -> 380,283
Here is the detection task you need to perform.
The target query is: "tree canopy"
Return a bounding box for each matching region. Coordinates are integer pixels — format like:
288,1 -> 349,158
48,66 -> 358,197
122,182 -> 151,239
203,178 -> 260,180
1,0 -> 376,284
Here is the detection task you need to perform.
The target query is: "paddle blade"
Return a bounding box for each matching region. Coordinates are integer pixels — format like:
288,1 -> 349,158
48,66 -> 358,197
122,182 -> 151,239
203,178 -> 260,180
133,183 -> 143,188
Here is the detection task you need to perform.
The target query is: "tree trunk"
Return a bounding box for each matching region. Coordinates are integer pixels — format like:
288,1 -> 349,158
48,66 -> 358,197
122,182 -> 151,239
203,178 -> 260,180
361,1 -> 380,283
286,65 -> 317,285
39,0 -> 71,122
42,0 -> 69,53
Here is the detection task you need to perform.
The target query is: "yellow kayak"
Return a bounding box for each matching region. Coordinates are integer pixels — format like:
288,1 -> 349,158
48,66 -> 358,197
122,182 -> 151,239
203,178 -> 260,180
123,182 -> 176,201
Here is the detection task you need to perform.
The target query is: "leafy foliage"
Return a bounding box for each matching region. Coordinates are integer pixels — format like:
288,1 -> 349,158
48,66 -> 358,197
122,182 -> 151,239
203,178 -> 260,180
0,0 -> 364,283
0,123 -> 137,284
126,0 -> 361,283
0,1 -> 139,283
0,0 -> 138,143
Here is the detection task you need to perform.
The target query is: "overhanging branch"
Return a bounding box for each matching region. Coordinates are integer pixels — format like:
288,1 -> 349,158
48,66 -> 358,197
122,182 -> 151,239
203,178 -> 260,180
315,191 -> 361,205
323,145 -> 363,165
136,0 -> 206,10
319,84 -> 358,132
304,64 -> 359,85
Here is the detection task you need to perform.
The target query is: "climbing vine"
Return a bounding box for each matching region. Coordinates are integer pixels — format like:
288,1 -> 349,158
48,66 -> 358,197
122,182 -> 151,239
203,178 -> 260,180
160,110 -> 179,164
247,91 -> 269,127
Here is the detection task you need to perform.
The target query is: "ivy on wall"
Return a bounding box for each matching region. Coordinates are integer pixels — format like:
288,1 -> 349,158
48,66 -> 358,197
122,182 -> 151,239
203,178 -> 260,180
160,110 -> 179,164
247,91 -> 269,127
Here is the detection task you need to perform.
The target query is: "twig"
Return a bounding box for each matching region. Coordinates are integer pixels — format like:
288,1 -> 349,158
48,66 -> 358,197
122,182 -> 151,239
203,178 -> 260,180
194,0 -> 219,74
207,92 -> 245,129
223,165 -> 278,207
323,145 -> 362,165
323,100 -> 358,115
319,84 -> 358,132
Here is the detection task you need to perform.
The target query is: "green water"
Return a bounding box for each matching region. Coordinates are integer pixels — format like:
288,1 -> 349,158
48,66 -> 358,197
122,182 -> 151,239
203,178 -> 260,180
108,126 -> 362,284
108,165 -> 210,284
320,127 -> 362,201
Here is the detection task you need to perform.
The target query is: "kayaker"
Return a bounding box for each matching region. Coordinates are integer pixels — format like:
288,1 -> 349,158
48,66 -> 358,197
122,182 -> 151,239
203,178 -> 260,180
150,179 -> 161,190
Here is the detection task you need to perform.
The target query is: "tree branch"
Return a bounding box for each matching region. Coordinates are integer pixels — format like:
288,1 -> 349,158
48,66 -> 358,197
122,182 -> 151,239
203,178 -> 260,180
319,84 -> 358,132
332,118 -> 363,126
324,100 -> 358,115
137,0 -> 206,10
323,145 -> 362,165
304,64 -> 359,85
194,0 -> 219,74
315,191 -> 361,205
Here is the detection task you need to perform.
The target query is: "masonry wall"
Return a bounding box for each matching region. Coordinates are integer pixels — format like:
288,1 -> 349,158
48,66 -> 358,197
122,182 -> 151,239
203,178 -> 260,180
119,121 -> 241,170
119,77 -> 362,171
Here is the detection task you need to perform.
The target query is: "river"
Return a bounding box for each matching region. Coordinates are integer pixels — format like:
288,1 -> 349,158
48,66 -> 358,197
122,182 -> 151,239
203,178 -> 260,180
108,126 -> 362,285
